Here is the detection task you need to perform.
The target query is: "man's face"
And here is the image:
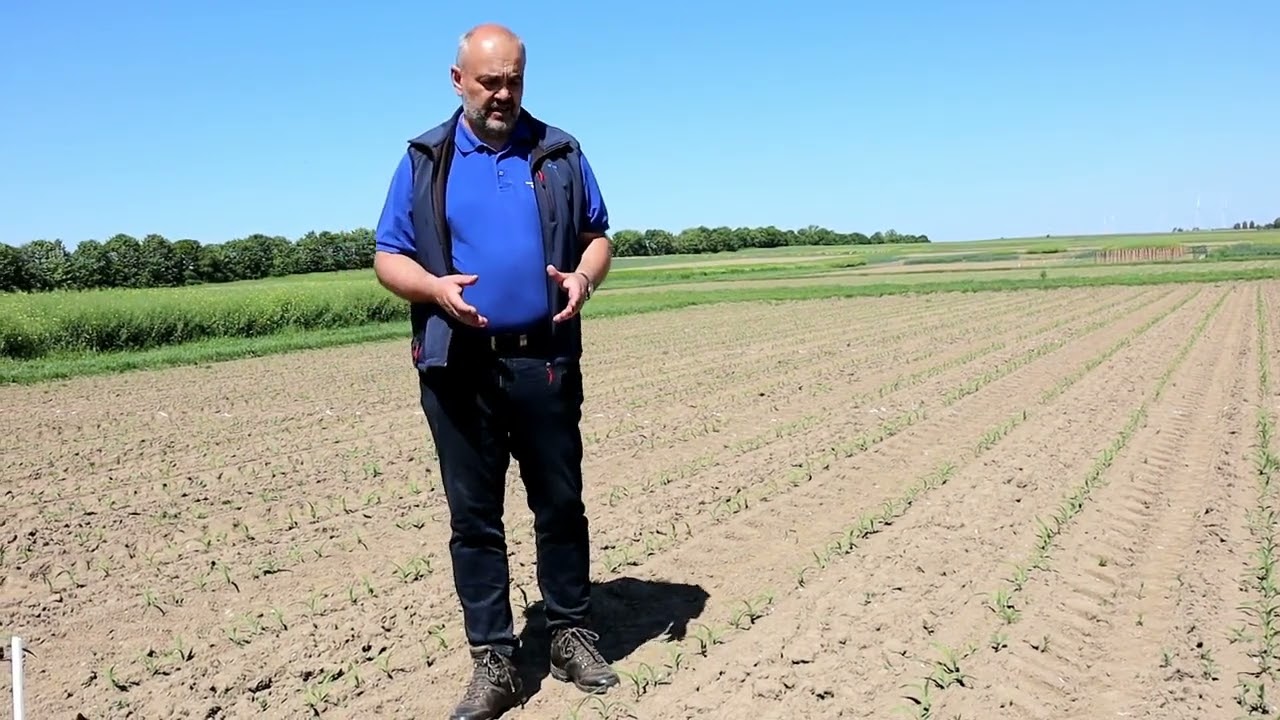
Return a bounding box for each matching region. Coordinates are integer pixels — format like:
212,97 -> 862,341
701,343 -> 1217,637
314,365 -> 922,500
452,37 -> 525,140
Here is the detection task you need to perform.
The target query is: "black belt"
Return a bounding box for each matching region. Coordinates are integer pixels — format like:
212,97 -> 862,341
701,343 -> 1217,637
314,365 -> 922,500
459,327 -> 556,356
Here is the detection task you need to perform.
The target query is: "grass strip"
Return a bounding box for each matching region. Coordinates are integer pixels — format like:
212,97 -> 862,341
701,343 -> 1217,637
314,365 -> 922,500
0,322 -> 412,384
602,255 -> 867,287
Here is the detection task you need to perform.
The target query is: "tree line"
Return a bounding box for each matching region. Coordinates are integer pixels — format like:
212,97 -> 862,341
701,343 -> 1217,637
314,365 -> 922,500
0,224 -> 928,293
1171,217 -> 1280,233
1230,219 -> 1280,231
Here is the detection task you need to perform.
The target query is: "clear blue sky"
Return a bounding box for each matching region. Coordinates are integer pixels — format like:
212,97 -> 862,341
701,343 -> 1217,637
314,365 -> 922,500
1,1 -> 1275,247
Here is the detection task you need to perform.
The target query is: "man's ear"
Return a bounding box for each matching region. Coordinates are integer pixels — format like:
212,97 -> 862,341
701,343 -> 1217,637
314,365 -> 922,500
450,65 -> 463,96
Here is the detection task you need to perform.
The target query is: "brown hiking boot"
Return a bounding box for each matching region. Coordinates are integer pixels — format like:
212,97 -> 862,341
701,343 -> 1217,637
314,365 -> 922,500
549,627 -> 619,694
448,646 -> 522,720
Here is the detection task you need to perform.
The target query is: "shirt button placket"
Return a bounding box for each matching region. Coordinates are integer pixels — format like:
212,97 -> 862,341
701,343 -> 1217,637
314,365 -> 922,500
496,156 -> 510,192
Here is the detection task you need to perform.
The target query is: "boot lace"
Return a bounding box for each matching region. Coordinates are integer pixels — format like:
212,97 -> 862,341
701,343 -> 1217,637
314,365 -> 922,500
462,650 -> 515,702
559,627 -> 608,667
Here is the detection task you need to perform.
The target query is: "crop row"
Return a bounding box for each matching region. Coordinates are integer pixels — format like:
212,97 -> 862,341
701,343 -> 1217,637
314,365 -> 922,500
589,289 -> 1158,519
10,291 -> 1054,514
897,287 -> 1227,718
12,290 -> 1134,608
595,290 -> 1030,412
20,289 -> 1144,505
591,289 -> 1174,576
562,289 -> 1209,718
2,290 -> 1115,715
7,287 -> 1184,644
2,288 -> 1131,479
582,289 -> 1086,449
1236,286 -> 1280,716
5,288 -> 1192,676
6,286 -> 1222,718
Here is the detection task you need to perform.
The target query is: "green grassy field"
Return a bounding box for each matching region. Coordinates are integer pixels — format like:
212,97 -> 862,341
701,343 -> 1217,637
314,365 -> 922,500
4,229 -> 1280,384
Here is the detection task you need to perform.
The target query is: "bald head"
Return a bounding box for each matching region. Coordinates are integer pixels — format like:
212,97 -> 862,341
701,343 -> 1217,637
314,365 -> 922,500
452,23 -> 527,146
456,23 -> 525,67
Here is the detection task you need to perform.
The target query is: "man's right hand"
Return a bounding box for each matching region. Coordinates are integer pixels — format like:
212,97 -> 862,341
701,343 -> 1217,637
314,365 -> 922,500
431,274 -> 488,328
372,253 -> 488,327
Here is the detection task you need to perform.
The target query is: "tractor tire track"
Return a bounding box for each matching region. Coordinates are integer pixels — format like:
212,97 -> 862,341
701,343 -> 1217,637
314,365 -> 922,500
613,285 -> 1221,720
934,283 -> 1254,720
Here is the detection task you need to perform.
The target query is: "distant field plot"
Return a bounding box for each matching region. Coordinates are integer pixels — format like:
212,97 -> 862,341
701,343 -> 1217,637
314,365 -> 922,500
3,279 -> 1278,719
4,232 -> 1280,383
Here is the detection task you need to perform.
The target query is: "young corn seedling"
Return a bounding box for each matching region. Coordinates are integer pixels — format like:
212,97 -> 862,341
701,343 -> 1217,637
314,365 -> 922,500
925,644 -> 973,690
614,662 -> 670,701
142,589 -> 165,615
1236,678 -> 1272,716
989,632 -> 1007,652
897,679 -> 934,720
303,680 -> 332,715
1199,647 -> 1219,681
563,695 -> 638,720
104,664 -> 134,692
375,648 -> 395,679
986,589 -> 1019,625
172,636 -> 195,663
795,564 -> 816,588
219,562 -> 239,592
691,623 -> 724,656
726,590 -> 775,630
253,557 -> 285,578
392,555 -> 433,583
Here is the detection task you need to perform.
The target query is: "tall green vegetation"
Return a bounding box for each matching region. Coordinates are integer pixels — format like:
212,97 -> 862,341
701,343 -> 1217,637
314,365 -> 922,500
0,224 -> 926,294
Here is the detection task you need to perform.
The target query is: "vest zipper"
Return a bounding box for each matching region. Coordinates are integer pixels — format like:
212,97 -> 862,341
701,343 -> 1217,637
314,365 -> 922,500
531,142 -> 568,336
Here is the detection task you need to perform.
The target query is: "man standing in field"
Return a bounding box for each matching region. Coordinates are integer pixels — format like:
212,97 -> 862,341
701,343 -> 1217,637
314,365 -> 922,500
371,22 -> 618,720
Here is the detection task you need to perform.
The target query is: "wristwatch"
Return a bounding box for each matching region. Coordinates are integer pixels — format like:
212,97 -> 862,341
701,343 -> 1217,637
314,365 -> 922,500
576,272 -> 594,300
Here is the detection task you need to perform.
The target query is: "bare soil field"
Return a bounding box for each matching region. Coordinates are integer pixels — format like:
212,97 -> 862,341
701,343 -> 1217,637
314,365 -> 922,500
3,280 -> 1278,719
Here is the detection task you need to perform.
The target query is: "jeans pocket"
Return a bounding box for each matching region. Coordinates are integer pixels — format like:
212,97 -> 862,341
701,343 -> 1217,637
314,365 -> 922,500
545,358 -> 584,404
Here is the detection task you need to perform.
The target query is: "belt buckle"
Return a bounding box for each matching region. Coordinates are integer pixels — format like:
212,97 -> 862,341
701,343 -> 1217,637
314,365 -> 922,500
489,334 -> 529,351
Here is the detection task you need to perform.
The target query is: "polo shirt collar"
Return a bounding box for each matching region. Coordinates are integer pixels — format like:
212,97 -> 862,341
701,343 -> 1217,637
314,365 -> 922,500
455,112 -> 532,155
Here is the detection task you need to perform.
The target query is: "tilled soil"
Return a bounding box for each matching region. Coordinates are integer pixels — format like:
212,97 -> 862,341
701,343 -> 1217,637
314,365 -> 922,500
1,281 -> 1275,719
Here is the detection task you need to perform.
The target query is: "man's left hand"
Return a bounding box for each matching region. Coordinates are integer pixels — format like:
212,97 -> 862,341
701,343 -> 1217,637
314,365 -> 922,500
547,265 -> 591,322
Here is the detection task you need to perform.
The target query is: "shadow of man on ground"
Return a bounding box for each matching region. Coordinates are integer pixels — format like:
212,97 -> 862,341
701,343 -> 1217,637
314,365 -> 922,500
516,576 -> 710,702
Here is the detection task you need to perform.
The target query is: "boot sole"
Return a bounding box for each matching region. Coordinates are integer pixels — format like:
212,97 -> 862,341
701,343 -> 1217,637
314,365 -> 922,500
549,666 -> 618,694
448,696 -> 523,720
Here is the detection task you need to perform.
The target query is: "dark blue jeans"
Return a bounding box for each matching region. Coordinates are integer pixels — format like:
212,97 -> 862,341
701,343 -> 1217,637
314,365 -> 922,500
418,345 -> 590,654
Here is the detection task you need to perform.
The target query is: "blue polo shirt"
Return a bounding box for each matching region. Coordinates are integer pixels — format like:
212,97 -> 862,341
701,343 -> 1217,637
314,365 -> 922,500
375,116 -> 610,332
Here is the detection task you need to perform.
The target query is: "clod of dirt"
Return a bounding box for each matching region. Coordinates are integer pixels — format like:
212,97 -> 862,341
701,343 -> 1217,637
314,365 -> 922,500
806,682 -> 835,700
247,675 -> 272,693
752,677 -> 787,700
783,643 -> 815,664
883,639 -> 910,657
681,693 -> 722,713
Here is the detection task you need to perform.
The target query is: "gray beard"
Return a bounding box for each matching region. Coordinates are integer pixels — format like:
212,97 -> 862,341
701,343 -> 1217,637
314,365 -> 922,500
464,106 -> 514,146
